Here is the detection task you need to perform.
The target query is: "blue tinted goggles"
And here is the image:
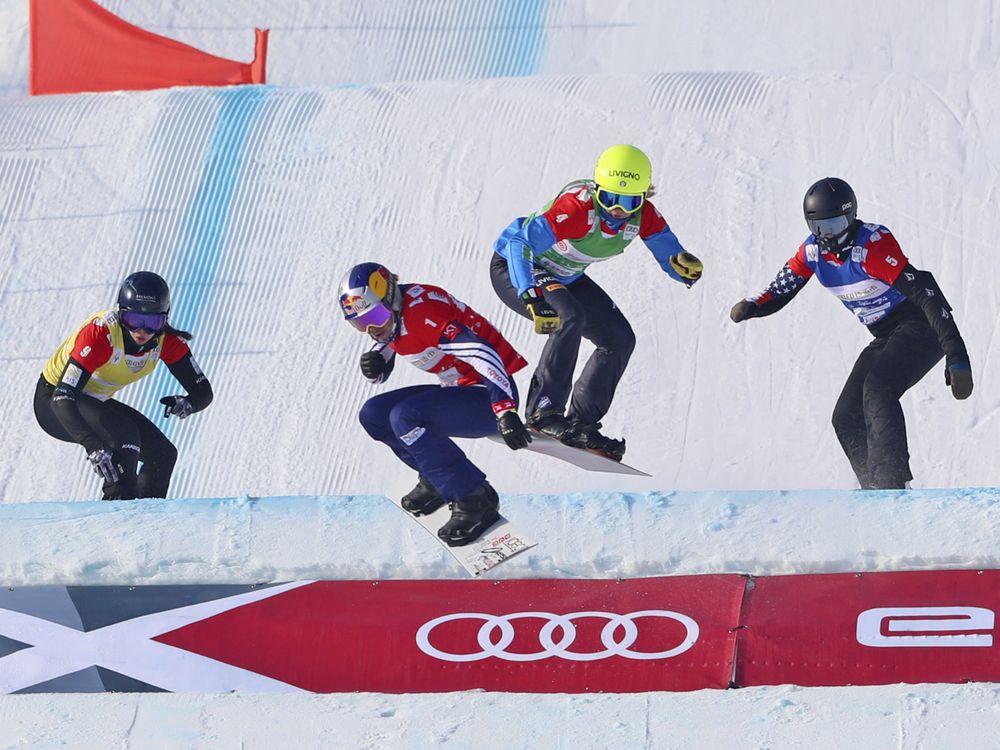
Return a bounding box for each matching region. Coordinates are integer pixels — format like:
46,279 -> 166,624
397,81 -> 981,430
595,189 -> 645,214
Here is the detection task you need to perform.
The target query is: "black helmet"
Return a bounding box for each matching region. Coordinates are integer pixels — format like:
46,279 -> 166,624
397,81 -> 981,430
118,271 -> 170,314
803,177 -> 857,252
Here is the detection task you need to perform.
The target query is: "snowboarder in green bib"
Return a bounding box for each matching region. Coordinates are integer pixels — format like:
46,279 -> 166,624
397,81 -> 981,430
490,144 -> 701,460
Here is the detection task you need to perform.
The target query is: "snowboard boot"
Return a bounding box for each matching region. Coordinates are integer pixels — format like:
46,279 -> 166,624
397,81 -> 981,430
560,420 -> 626,461
437,482 -> 501,547
526,408 -> 572,440
401,474 -> 445,516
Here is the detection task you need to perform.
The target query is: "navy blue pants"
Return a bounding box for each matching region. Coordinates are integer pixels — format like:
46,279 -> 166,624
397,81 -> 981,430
359,384 -> 505,501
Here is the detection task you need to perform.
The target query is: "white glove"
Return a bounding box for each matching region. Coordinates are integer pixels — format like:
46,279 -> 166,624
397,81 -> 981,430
87,448 -> 119,483
160,395 -> 193,419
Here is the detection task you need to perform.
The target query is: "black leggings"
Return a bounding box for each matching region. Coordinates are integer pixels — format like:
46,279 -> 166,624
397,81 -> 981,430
34,378 -> 177,500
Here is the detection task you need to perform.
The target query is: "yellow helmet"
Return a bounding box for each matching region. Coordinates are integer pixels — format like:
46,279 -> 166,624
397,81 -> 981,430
594,144 -> 652,195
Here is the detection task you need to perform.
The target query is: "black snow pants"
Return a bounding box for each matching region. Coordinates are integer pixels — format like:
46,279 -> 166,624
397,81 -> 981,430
831,308 -> 944,489
34,377 -> 178,500
490,253 -> 636,423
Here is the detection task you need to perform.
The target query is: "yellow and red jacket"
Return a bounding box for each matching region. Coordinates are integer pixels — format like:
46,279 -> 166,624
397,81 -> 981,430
43,309 -> 190,401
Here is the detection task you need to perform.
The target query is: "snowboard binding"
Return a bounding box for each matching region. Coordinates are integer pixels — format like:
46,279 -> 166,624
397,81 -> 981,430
437,482 -> 501,547
559,420 -> 626,462
401,475 -> 446,516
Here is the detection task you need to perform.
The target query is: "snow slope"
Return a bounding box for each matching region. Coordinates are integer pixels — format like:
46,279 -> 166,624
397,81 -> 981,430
1,1 -> 999,747
3,70 -> 999,503
4,1 -> 1000,96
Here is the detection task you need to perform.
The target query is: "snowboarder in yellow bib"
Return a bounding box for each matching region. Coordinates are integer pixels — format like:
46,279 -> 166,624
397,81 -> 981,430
490,144 -> 702,460
35,272 -> 213,499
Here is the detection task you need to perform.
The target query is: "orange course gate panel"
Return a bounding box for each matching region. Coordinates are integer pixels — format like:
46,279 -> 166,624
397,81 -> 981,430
30,0 -> 267,95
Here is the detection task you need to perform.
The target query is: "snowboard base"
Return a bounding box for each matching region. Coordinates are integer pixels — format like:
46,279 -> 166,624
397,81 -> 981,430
489,430 -> 651,477
387,495 -> 535,576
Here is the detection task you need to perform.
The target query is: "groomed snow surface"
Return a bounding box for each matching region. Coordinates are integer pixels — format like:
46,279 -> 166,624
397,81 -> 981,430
2,1 -> 1000,748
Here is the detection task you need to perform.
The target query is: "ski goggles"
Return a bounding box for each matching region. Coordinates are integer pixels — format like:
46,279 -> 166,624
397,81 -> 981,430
344,299 -> 393,334
121,311 -> 166,334
595,189 -> 645,214
807,214 -> 851,239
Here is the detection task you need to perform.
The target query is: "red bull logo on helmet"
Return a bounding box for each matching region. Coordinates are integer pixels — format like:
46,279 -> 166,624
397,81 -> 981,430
340,292 -> 372,317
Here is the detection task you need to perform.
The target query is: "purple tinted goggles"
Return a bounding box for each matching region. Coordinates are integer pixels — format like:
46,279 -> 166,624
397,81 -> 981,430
121,311 -> 166,333
346,301 -> 393,333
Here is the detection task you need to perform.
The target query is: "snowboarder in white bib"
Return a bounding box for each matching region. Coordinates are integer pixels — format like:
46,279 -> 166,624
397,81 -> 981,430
730,178 -> 973,489
490,144 -> 702,461
340,262 -> 531,547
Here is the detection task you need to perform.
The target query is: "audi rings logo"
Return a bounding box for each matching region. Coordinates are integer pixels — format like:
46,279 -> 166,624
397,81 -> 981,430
415,610 -> 699,662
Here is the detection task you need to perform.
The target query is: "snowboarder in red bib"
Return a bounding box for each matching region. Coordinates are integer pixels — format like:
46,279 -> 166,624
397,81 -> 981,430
491,144 -> 702,461
340,262 -> 531,547
730,178 -> 973,489
34,271 -> 213,499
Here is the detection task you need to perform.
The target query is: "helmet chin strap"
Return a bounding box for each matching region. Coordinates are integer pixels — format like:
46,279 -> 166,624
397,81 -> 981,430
388,311 -> 402,342
370,310 -> 402,344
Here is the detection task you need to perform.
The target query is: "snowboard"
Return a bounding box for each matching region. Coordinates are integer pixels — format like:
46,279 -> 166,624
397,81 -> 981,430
489,430 -> 651,477
388,495 -> 536,577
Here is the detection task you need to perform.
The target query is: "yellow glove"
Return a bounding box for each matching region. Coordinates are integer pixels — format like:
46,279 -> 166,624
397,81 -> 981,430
669,252 -> 703,287
520,287 -> 561,334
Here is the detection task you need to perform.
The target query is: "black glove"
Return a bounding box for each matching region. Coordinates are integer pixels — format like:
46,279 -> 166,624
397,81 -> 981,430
87,447 -> 119,483
360,350 -> 387,380
520,287 -> 560,334
159,395 -> 193,419
497,410 -> 532,450
730,300 -> 759,323
944,357 -> 973,400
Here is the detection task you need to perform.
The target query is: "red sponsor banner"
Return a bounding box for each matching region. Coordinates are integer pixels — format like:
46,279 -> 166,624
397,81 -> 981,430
30,0 -> 267,95
736,570 -> 1000,687
8,571 -> 1000,693
156,577 -> 745,693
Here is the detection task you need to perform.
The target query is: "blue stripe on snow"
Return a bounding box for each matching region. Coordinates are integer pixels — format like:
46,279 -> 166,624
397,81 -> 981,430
490,0 -> 548,77
142,86 -> 268,435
